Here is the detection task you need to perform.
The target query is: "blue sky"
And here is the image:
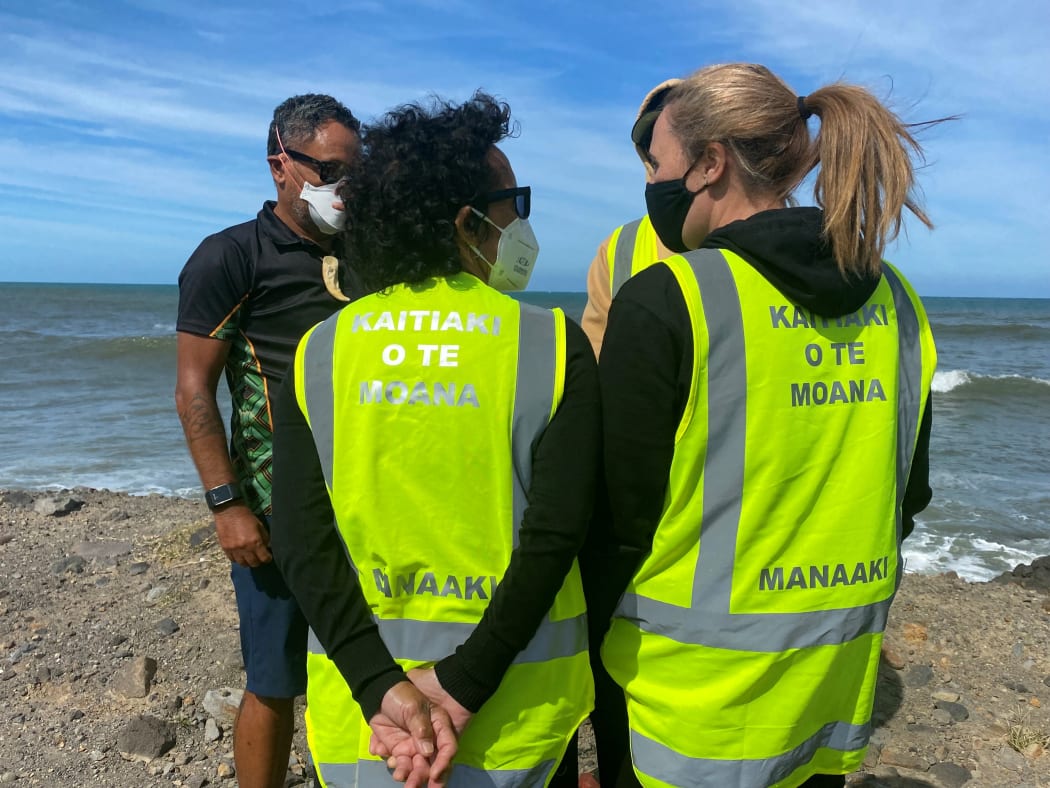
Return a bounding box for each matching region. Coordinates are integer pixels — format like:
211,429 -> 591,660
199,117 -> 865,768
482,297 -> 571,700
1,1 -> 1047,297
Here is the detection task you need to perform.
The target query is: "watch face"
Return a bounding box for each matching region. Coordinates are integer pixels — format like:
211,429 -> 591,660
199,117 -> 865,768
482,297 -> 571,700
206,484 -> 240,510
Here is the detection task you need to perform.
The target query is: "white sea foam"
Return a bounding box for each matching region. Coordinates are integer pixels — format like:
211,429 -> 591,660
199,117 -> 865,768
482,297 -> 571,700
932,369 -> 1050,394
932,369 -> 971,393
902,528 -> 1049,582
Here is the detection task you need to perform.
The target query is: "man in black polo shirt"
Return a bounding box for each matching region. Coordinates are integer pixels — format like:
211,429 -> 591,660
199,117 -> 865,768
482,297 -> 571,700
175,94 -> 363,788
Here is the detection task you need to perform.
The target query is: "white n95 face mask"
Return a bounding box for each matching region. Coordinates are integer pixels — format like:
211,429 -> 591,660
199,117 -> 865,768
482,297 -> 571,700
469,213 -> 540,292
300,180 -> 347,235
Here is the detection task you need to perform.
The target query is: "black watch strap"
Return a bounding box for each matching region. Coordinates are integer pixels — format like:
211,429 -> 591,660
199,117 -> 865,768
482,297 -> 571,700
204,482 -> 242,511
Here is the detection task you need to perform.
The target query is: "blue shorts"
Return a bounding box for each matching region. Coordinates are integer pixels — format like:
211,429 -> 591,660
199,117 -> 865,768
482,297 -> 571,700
230,555 -> 308,699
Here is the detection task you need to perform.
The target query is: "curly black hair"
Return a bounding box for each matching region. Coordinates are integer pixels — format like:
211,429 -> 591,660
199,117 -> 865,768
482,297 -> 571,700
339,91 -> 515,292
266,94 -> 360,156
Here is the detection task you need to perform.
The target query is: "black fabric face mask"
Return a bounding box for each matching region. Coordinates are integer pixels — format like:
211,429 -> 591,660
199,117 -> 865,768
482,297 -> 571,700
644,171 -> 706,254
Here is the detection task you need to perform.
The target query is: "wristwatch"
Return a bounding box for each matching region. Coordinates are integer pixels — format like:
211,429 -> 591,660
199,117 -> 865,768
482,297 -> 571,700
204,482 -> 242,511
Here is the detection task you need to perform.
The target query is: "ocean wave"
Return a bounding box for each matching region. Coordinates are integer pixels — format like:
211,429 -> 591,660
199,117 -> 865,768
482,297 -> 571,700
903,528 -> 1050,582
932,369 -> 1050,394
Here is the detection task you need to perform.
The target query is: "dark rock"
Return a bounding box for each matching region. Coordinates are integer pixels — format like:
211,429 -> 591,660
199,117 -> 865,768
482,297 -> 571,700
903,664 -> 935,688
68,709 -> 84,721
184,776 -> 207,788
878,745 -> 930,771
34,666 -> 51,685
995,555 -> 1050,591
934,700 -> 970,721
72,540 -> 134,559
929,762 -> 972,787
109,634 -> 128,647
1003,679 -> 1031,693
129,562 -> 150,576
33,496 -> 84,516
50,556 -> 86,575
117,715 -> 176,760
1044,675 -> 1050,687
0,491 -> 33,508
156,618 -> 180,637
0,534 -> 13,546
189,524 -> 216,549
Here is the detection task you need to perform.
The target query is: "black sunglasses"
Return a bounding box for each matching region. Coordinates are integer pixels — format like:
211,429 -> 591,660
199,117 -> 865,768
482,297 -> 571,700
284,149 -> 351,185
631,84 -> 677,156
472,186 -> 531,220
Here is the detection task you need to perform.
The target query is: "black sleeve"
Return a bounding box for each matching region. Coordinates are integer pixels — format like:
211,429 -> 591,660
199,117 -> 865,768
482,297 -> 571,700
433,319 -> 601,712
176,229 -> 253,338
270,375 -> 404,720
593,265 -> 693,615
901,397 -> 933,540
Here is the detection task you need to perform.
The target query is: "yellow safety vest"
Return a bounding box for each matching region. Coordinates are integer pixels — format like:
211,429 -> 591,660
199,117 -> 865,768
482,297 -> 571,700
607,215 -> 663,298
292,272 -> 593,788
602,249 -> 936,788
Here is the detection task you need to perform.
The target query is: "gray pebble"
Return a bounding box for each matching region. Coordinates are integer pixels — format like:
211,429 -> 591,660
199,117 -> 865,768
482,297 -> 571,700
934,700 -> 970,721
156,618 -> 180,637
931,708 -> 953,725
929,762 -> 972,788
904,664 -> 935,688
129,562 -> 150,576
50,556 -> 86,576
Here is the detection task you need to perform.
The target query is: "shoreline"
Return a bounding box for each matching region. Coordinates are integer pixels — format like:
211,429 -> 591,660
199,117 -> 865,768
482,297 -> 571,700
1,487 -> 1048,786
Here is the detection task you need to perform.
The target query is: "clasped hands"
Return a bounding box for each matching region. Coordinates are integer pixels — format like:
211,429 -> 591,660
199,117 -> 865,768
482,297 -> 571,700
368,667 -> 473,788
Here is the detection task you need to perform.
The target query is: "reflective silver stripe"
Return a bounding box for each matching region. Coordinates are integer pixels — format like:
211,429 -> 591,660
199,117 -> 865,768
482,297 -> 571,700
307,627 -> 324,655
630,720 -> 869,787
317,760 -> 371,787
319,757 -> 555,788
614,250 -> 918,651
378,614 -> 585,664
617,591 -> 891,651
301,316 -> 340,489
611,218 -> 643,298
309,612 -> 586,665
880,264 -> 923,560
512,304 -> 557,547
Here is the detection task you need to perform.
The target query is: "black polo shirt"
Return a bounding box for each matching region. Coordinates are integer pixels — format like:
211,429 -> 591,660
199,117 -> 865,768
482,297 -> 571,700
177,201 -> 362,515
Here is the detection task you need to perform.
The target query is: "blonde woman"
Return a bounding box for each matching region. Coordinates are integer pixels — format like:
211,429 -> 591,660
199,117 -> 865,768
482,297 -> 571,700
598,64 -> 939,787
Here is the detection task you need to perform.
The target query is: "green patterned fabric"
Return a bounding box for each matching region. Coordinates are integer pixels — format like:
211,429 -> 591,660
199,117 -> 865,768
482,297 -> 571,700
221,307 -> 275,516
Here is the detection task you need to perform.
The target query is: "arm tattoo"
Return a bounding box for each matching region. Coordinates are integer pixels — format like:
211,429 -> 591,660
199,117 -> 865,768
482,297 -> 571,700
179,392 -> 227,442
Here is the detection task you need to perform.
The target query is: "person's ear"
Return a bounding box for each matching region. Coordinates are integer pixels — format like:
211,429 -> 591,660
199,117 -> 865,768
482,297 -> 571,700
268,154 -> 290,188
699,142 -> 728,187
454,204 -> 478,244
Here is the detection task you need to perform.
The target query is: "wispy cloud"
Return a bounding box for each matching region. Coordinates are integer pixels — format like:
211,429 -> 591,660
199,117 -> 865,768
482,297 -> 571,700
0,1 -> 1045,295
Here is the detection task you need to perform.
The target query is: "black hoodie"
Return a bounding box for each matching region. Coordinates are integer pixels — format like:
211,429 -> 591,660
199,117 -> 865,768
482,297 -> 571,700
594,207 -> 932,609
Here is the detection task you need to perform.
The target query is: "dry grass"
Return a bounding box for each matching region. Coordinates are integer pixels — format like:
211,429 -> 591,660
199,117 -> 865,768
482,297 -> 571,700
1007,705 -> 1050,754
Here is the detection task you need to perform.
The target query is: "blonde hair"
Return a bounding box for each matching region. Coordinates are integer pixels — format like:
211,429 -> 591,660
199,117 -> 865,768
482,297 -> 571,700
664,63 -> 935,277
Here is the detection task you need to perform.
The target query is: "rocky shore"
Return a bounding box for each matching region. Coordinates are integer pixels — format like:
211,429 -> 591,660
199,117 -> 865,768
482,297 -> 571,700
1,488 -> 1047,787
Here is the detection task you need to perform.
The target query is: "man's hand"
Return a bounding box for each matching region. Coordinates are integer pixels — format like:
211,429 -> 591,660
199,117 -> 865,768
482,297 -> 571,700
213,504 -> 272,567
407,668 -> 473,736
368,681 -> 457,788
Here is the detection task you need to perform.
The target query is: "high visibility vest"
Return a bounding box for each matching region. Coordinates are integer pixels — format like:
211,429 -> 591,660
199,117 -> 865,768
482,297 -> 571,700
602,249 -> 936,788
607,215 -> 663,298
292,272 -> 593,788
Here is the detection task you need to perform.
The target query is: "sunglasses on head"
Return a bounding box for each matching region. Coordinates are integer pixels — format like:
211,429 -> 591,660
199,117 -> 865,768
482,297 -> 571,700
283,149 -> 351,185
472,186 -> 531,220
